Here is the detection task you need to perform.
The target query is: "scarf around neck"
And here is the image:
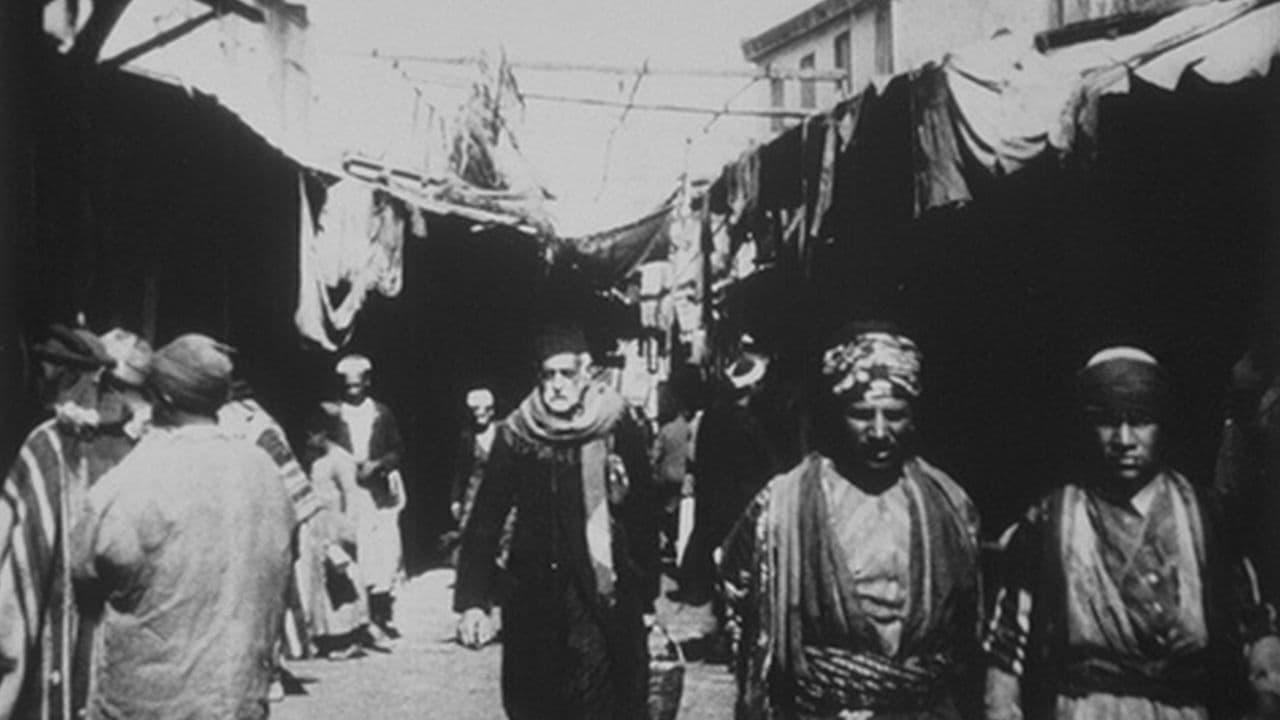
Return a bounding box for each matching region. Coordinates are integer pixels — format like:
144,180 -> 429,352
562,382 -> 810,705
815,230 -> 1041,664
507,381 -> 626,602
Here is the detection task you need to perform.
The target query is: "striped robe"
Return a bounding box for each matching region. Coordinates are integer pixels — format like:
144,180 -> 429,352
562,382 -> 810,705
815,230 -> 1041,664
0,419 -> 138,720
718,454 -> 982,720
983,473 -> 1273,720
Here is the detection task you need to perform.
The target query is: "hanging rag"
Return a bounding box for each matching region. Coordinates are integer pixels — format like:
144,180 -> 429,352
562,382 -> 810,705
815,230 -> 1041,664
369,191 -> 404,298
911,62 -> 975,216
294,178 -> 407,350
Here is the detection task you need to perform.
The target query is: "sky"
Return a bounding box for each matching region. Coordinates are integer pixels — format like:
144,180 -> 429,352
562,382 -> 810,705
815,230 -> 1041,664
306,0 -> 821,233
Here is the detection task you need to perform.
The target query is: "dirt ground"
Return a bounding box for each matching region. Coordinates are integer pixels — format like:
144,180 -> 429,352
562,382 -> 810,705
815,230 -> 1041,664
272,569 -> 735,719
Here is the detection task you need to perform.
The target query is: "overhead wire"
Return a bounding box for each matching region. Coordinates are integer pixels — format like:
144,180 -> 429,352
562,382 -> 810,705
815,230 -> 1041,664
331,48 -> 849,82
594,59 -> 650,201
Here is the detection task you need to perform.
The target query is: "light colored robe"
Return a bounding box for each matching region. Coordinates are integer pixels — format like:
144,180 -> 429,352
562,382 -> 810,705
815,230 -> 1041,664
73,425 -> 294,720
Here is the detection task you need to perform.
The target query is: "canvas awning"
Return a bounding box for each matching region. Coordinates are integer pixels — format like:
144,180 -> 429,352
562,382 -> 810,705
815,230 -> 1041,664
49,0 -> 556,231
551,202 -> 677,286
937,0 -> 1280,190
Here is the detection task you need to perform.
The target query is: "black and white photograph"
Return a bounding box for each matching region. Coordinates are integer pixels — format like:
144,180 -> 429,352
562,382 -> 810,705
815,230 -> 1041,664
1,0 -> 1279,718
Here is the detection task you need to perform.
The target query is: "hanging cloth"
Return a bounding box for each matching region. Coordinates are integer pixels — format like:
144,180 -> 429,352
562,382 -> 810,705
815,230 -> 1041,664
295,175 -> 355,350
911,63 -> 975,216
293,178 -> 407,350
368,191 -> 405,298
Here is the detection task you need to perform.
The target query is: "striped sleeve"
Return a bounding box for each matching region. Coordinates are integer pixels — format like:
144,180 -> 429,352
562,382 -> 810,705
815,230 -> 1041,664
254,422 -> 322,525
982,509 -> 1043,677
716,486 -> 770,661
1,424 -> 64,637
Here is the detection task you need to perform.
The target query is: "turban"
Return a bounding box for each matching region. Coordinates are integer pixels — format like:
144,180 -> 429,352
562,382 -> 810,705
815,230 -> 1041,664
534,324 -> 589,363
335,354 -> 372,380
822,330 -> 923,401
465,388 -> 494,408
726,354 -> 768,390
99,328 -> 153,387
150,334 -> 234,414
1078,346 -> 1169,420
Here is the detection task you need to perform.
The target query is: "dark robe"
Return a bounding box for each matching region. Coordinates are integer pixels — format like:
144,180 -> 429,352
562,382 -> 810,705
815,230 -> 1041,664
451,426 -> 492,531
454,408 -> 660,720
680,389 -> 799,601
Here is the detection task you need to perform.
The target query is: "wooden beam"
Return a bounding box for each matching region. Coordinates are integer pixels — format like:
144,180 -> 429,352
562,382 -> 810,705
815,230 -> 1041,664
100,8 -> 218,69
192,0 -> 265,23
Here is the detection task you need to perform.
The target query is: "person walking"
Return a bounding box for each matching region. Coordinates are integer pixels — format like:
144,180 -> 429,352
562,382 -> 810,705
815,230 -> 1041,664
314,354 -> 406,640
454,324 -> 660,719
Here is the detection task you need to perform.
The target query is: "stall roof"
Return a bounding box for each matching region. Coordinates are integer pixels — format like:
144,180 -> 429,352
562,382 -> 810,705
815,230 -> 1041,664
53,0 -> 555,232
716,0 -> 1280,221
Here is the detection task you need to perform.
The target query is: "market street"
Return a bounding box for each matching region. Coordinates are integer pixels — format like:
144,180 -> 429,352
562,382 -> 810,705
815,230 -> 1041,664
274,569 -> 736,720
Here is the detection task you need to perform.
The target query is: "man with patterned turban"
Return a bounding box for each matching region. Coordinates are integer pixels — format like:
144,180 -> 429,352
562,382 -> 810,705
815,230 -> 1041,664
453,323 -> 659,719
0,326 -> 151,720
72,334 -> 294,720
718,322 -> 982,720
984,346 -> 1279,720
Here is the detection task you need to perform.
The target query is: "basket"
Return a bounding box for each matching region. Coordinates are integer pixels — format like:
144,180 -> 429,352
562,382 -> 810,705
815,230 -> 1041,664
648,623 -> 686,720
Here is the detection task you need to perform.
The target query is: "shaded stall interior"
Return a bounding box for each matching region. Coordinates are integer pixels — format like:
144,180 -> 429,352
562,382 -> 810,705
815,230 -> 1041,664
718,64 -> 1280,534
8,56 -> 602,570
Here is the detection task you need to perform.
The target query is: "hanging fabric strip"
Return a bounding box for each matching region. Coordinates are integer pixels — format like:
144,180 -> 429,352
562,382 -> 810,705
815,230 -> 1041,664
911,63 -> 974,216
294,176 -> 361,350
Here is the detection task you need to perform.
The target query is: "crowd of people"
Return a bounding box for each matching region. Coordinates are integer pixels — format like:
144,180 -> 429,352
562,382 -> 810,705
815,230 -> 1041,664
447,320 -> 1280,720
2,317 -> 1280,720
0,325 -> 412,719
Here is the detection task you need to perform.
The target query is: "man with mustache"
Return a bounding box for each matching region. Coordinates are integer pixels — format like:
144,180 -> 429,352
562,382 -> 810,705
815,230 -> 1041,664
453,324 -> 659,719
984,347 -> 1279,720
718,323 -> 982,719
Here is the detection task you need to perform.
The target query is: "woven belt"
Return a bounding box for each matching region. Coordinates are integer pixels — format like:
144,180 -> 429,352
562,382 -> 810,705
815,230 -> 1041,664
794,645 -> 949,715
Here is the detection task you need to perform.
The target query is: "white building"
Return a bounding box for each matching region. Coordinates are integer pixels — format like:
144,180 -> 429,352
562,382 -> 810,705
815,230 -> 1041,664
742,0 -> 1203,133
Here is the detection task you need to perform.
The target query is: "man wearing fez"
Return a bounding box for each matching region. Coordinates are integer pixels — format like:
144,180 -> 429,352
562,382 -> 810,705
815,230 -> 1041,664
454,324 -> 659,719
73,334 -> 294,720
984,347 -> 1279,720
719,324 -> 982,720
0,326 -> 151,720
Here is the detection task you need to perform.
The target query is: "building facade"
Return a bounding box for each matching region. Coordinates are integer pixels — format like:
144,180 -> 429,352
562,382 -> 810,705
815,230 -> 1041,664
742,0 -> 1203,133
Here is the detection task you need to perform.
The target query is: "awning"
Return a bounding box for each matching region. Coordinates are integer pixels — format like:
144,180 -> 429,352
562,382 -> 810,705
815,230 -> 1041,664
552,202 -> 677,286
59,0 -> 555,231
940,0 -> 1280,188
712,0 -> 1280,232
94,0 -> 312,163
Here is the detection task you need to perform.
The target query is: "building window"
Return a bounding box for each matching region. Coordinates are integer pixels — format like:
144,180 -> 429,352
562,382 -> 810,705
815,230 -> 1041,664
833,31 -> 851,93
799,53 -> 816,109
770,76 -> 786,131
874,1 -> 893,76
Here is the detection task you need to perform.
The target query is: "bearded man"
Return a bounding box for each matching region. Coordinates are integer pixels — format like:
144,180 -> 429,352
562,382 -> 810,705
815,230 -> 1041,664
718,323 -> 982,720
984,347 -> 1279,720
453,324 -> 659,720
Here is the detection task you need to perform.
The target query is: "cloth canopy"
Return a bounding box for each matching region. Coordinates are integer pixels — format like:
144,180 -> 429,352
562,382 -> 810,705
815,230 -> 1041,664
710,0 -> 1280,237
